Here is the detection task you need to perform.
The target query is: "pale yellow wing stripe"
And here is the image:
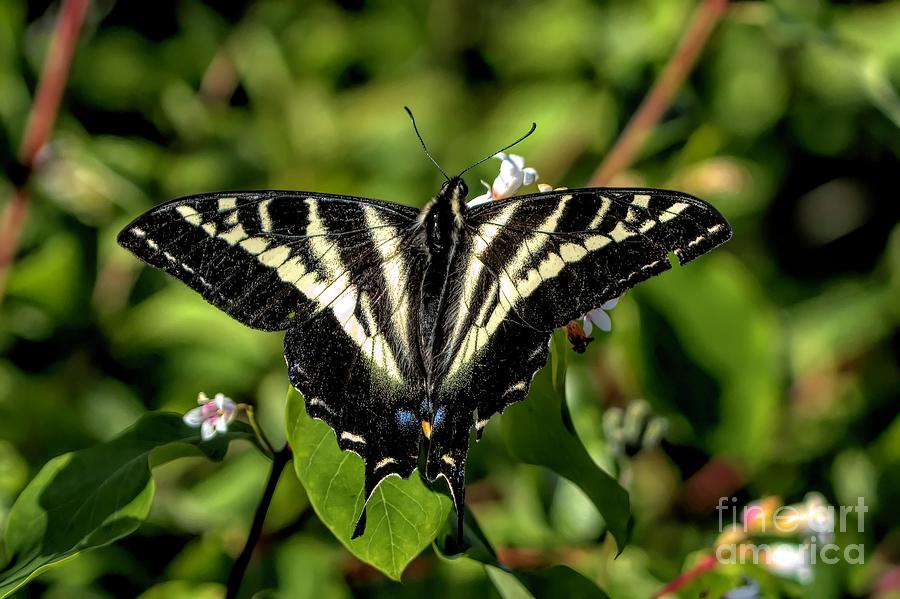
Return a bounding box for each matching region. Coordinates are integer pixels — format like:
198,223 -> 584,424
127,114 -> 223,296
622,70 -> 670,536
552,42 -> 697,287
437,196 -> 575,366
173,198 -> 404,381
587,195 -> 612,228
363,206 -> 411,346
486,194 -> 572,314
258,199 -> 274,232
332,287 -> 403,381
448,203 -> 518,348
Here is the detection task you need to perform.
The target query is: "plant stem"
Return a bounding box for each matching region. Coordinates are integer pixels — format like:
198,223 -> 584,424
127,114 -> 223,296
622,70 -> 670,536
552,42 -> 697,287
589,0 -> 728,186
651,554 -> 717,599
0,0 -> 90,302
225,447 -> 291,599
241,404 -> 276,458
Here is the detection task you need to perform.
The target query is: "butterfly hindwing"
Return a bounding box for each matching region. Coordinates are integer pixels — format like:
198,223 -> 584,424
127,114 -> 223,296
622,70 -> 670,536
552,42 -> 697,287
279,207 -> 430,537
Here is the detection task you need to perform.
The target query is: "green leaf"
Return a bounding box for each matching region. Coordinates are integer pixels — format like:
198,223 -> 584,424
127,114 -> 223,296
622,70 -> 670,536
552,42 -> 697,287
136,581 -> 225,599
485,564 -> 610,599
435,505 -> 609,597
519,565 -> 610,598
285,387 -> 451,581
138,580 -> 225,599
433,505 -> 499,566
485,566 -> 534,599
0,412 -> 253,597
502,330 -> 632,551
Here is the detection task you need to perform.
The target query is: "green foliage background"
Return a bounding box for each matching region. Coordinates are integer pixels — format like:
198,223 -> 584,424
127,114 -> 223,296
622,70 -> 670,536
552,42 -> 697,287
1,0 -> 899,596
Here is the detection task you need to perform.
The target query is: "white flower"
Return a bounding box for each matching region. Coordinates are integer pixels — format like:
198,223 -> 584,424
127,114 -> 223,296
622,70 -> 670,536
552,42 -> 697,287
582,296 -> 621,335
466,152 -> 539,207
724,579 -> 762,599
493,152 -> 538,196
467,182 -> 494,207
763,544 -> 813,584
184,392 -> 237,440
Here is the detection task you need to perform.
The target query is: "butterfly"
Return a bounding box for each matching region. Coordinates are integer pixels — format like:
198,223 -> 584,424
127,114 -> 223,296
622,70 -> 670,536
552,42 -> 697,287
118,111 -> 732,540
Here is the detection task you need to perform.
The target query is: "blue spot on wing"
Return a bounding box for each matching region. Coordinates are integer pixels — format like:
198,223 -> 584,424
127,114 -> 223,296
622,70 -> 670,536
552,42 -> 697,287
396,409 -> 417,430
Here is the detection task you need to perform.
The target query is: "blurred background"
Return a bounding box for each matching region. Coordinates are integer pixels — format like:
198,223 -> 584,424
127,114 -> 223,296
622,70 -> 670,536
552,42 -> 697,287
1,0 -> 899,597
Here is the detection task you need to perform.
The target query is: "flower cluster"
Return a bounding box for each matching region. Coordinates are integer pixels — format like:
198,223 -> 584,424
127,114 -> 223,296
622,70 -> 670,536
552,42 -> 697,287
716,492 -> 845,585
602,398 -> 667,459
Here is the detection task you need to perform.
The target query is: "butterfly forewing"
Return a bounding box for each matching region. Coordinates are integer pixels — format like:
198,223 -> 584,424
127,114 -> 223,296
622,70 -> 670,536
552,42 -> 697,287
464,187 -> 730,328
118,192 -> 419,329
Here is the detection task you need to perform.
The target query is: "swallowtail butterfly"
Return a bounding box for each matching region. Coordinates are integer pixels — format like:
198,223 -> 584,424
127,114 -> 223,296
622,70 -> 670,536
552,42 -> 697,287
118,114 -> 732,540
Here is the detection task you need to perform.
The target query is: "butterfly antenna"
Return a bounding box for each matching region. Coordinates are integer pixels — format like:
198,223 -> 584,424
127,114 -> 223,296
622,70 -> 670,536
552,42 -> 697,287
457,122 -> 537,178
404,106 -> 450,181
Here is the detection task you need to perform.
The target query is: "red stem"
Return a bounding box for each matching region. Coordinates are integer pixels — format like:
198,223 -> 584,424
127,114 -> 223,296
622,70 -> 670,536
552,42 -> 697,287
0,0 -> 90,301
651,554 -> 718,599
590,0 -> 728,186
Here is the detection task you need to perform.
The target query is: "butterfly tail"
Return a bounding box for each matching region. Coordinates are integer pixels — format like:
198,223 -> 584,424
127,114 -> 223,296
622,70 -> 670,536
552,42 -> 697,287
352,509 -> 368,539
424,415 -> 469,545
351,461 -> 382,539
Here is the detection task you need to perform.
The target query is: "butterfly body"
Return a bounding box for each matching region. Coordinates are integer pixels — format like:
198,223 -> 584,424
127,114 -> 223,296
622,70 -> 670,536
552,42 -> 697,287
119,175 -> 731,539
419,178 -> 481,394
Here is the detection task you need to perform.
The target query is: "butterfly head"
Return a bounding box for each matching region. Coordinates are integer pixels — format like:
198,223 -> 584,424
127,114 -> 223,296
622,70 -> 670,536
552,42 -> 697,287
439,177 -> 469,204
